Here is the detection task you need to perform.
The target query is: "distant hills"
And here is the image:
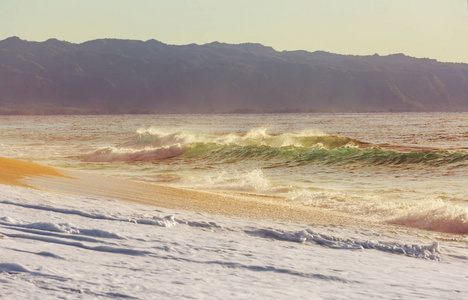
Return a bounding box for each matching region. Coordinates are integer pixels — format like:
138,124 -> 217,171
1,36 -> 468,114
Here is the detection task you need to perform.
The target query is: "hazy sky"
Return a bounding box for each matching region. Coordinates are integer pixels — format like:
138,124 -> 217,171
1,0 -> 467,62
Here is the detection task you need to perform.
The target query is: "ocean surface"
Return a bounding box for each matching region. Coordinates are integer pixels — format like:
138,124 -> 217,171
1,112 -> 467,234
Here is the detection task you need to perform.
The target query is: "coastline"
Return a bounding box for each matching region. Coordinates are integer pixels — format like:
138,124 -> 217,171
2,156 -> 466,237
1,156 -> 361,226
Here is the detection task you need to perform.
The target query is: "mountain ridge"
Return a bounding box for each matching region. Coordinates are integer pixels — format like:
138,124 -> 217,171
1,37 -> 467,114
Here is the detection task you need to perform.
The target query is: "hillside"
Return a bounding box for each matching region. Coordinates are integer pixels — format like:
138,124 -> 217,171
1,37 -> 468,114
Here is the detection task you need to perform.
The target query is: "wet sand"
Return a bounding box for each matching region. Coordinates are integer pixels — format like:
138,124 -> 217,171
0,157 -> 67,188
1,156 -> 362,226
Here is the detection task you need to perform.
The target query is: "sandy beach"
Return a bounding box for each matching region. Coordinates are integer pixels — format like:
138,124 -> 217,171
1,156 -> 361,227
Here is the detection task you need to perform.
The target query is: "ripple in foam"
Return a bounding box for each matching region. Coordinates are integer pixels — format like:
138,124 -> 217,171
247,228 -> 441,260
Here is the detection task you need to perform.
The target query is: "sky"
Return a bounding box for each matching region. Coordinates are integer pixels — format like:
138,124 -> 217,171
0,0 -> 467,63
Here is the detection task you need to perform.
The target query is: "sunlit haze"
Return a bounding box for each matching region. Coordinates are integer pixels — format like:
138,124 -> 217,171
1,1 -> 468,298
1,0 -> 467,63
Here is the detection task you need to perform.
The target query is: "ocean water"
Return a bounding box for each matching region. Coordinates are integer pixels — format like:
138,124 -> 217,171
1,113 -> 468,299
0,113 -> 467,234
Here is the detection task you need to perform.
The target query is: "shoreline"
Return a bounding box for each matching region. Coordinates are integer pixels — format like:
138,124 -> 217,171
1,156 -> 362,227
2,157 -> 465,238
0,157 -> 68,188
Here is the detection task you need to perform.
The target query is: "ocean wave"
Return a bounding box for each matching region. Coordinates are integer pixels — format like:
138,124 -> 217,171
82,127 -> 468,166
193,145 -> 468,167
389,200 -> 468,234
124,127 -> 357,153
178,169 -> 289,193
287,189 -> 468,234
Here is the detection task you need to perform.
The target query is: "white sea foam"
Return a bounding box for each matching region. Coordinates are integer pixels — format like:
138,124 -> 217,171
0,263 -> 29,273
132,215 -> 177,227
179,169 -> 288,193
1,184 -> 467,299
24,222 -> 80,234
0,220 -> 124,239
247,229 -> 442,260
215,127 -> 330,148
134,127 -> 198,147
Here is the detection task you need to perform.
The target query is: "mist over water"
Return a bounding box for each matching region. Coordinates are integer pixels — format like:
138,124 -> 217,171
1,113 -> 467,234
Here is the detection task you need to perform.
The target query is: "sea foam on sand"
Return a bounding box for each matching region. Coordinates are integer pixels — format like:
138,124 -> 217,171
0,159 -> 467,299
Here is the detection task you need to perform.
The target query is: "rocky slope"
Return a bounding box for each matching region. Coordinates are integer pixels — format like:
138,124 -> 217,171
1,37 -> 467,114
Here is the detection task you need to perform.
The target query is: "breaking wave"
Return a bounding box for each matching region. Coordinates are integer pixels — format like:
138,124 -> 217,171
287,189 -> 468,234
178,169 -> 289,193
83,128 -> 468,167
